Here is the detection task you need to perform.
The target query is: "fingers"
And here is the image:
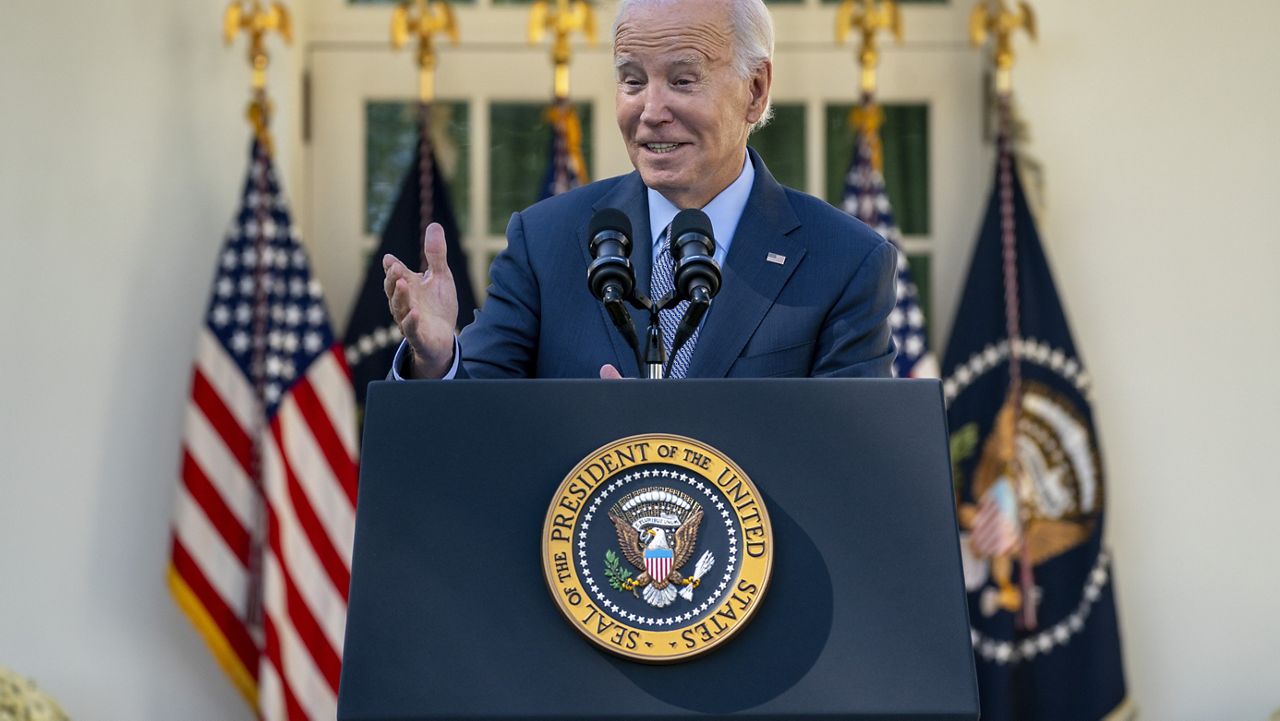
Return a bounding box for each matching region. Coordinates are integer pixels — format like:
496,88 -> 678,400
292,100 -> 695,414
382,255 -> 413,323
599,364 -> 623,380
382,253 -> 411,297
389,278 -> 414,322
382,226 -> 460,371
421,223 -> 451,278
382,252 -> 410,276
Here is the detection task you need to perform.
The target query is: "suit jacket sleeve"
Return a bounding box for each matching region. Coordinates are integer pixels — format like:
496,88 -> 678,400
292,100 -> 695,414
455,210 -> 541,378
811,239 -> 897,378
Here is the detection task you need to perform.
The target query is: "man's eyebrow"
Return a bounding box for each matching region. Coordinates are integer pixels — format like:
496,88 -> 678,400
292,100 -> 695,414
614,54 -> 707,70
668,55 -> 706,68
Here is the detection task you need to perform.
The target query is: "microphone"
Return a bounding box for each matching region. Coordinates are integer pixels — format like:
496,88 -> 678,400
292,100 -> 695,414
670,208 -> 721,304
587,208 -> 639,352
667,209 -> 722,373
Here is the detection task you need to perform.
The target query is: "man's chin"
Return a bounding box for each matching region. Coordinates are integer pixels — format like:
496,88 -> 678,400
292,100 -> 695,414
635,167 -> 688,199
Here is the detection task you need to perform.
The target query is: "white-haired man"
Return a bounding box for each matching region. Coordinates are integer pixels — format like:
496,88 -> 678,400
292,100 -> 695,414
383,0 -> 896,380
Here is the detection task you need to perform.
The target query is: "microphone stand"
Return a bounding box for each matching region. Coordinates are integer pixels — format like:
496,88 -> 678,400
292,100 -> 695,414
631,291 -> 679,379
601,288 -> 681,379
606,275 -> 714,379
643,307 -> 666,379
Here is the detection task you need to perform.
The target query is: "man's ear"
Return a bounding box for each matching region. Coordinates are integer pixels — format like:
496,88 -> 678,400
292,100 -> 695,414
744,59 -> 773,124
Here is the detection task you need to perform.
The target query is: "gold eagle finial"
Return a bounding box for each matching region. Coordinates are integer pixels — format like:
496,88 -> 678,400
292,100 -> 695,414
223,1 -> 292,153
391,0 -> 460,103
528,0 -> 597,100
836,0 -> 903,96
223,1 -> 292,89
970,0 -> 1037,95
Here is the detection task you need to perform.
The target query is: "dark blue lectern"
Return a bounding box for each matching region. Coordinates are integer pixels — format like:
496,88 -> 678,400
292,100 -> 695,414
339,379 -> 978,720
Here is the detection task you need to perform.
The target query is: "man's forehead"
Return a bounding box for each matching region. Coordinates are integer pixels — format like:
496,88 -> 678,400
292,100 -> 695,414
613,2 -> 733,58
612,33 -> 731,68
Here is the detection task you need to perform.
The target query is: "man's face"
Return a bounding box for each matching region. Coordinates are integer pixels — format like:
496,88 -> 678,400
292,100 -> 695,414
614,0 -> 771,209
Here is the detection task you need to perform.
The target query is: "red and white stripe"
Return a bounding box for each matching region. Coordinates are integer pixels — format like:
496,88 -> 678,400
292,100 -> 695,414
646,556 -> 672,582
171,328 -> 358,720
969,493 -> 1020,559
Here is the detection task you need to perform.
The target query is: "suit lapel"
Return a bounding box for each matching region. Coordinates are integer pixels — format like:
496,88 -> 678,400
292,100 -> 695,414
585,172 -> 652,377
686,149 -> 805,378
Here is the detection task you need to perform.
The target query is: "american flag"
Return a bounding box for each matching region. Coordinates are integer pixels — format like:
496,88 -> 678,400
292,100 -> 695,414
539,101 -> 588,200
840,102 -> 939,379
168,139 -> 358,720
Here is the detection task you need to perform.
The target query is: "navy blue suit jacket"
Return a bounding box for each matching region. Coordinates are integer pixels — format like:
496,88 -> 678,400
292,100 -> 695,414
456,148 -> 896,379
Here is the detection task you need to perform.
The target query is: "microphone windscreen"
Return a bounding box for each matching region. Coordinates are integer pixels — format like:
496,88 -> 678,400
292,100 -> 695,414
589,208 -> 633,241
671,208 -> 714,244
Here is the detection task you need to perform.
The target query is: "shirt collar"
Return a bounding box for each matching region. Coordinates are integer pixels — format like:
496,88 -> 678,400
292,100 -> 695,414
646,152 -> 755,257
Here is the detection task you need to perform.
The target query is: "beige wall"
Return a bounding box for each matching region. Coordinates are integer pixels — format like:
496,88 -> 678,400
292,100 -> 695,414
0,0 -> 304,717
1015,1 -> 1280,716
0,0 -> 1276,719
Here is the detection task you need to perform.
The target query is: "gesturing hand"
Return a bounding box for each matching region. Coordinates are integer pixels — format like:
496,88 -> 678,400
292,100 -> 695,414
383,222 -> 460,379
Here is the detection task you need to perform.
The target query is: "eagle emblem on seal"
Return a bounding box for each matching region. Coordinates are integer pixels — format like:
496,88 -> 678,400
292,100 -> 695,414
605,488 -> 715,608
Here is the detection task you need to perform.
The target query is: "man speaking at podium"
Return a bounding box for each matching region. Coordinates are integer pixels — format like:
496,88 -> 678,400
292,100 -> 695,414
382,0 -> 897,381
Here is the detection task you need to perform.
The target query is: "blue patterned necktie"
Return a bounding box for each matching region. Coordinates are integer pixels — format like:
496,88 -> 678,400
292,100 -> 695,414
650,223 -> 699,378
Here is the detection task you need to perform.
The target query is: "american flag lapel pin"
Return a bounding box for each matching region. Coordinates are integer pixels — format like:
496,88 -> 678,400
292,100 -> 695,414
766,252 -> 786,265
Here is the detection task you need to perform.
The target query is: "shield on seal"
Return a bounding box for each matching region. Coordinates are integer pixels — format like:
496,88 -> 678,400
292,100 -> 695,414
644,547 -> 673,582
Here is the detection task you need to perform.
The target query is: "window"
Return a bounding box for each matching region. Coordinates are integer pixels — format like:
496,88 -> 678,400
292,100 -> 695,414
824,102 -> 929,235
487,102 -> 593,234
825,102 -> 932,325
749,103 -> 806,192
364,100 -> 471,235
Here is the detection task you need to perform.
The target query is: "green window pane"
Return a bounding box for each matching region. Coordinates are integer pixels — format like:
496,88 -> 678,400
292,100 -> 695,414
748,103 -> 805,192
365,101 -> 471,236
489,101 -> 593,235
824,102 -> 929,235
906,252 -> 932,332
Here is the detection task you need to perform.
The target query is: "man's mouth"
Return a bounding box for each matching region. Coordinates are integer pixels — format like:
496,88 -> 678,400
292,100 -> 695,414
642,142 -> 684,154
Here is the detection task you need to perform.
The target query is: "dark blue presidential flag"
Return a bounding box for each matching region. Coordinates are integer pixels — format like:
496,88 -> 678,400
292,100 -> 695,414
943,136 -> 1129,720
343,121 -> 477,410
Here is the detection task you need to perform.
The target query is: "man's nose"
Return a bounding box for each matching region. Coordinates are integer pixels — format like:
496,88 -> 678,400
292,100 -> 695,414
638,87 -> 673,126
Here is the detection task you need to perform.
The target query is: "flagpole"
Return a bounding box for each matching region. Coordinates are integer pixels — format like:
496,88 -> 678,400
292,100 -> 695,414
530,0 -> 595,191
392,0 -> 458,260
970,0 -> 1038,630
836,0 -> 902,103
837,0 -> 901,176
221,0 -> 293,635
969,0 -> 1038,426
223,0 -> 292,157
392,0 -> 458,108
528,0 -> 596,103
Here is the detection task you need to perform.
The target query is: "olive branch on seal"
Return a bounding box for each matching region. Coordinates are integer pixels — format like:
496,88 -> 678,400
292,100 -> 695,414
603,549 -> 632,591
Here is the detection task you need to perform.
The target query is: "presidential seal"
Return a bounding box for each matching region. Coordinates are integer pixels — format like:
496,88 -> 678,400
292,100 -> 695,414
947,338 -> 1116,664
541,434 -> 773,663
